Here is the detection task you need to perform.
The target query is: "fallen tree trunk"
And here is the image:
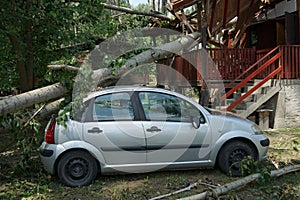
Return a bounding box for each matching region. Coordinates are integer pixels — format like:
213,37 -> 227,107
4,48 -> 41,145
178,164 -> 300,200
0,99 -> 64,133
0,83 -> 68,116
49,32 -> 200,84
91,31 -> 201,85
1,32 -> 201,116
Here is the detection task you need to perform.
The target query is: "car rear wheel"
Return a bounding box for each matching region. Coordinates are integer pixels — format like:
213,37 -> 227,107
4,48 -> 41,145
218,141 -> 256,177
57,150 -> 98,187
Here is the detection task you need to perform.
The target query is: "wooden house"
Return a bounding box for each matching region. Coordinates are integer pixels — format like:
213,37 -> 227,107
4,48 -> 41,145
155,0 -> 300,129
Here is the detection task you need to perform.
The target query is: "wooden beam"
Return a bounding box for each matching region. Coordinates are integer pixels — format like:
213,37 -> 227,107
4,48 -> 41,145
231,0 -> 260,47
298,0 -> 300,44
237,0 -> 240,18
209,0 -> 217,32
222,0 -> 228,28
169,0 -> 199,12
197,1 -> 202,32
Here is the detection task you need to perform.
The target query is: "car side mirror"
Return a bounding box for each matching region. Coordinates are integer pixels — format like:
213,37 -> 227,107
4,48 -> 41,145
191,117 -> 200,129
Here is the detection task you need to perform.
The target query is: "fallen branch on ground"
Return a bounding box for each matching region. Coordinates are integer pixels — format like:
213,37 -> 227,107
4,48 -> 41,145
149,182 -> 198,200
177,164 -> 300,200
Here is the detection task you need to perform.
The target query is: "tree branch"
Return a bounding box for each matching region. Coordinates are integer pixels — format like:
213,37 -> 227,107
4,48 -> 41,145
48,65 -> 79,71
178,164 -> 300,200
92,31 -> 201,85
101,3 -> 172,21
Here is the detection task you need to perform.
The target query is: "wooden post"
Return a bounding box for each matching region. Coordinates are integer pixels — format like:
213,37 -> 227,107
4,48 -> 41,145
257,109 -> 273,130
298,0 -> 300,44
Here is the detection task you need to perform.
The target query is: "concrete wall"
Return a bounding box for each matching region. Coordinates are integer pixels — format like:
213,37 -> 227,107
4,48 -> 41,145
273,79 -> 300,129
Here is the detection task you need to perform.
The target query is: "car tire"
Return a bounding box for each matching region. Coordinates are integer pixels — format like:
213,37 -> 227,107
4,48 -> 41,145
57,150 -> 98,187
217,141 -> 256,177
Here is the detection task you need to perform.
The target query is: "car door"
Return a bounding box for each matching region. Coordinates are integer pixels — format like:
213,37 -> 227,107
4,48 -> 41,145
82,92 -> 146,165
138,91 -> 211,164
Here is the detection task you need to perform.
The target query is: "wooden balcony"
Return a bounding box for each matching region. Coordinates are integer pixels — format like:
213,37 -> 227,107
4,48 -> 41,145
157,45 -> 300,88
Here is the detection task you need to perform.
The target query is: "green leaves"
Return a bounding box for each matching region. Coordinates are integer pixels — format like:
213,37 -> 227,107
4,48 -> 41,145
0,0 -> 108,93
239,156 -> 271,184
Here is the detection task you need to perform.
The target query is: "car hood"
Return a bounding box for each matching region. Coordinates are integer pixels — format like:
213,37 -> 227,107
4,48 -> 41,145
205,107 -> 254,134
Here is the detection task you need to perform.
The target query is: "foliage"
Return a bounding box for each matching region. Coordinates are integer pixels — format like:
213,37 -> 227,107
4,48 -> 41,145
239,156 -> 271,183
0,110 -> 42,176
0,0 -> 108,92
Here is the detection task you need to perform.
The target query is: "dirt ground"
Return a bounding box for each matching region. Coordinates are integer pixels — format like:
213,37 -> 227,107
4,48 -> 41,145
0,128 -> 299,199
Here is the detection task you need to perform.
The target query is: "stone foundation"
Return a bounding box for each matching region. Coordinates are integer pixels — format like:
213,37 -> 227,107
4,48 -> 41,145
273,79 -> 300,129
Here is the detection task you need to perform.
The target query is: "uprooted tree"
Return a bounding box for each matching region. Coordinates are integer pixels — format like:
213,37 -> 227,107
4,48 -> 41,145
0,31 -> 201,117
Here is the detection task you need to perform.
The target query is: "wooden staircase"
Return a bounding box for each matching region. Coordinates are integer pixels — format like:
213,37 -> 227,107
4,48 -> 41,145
225,79 -> 281,117
217,46 -> 283,129
237,80 -> 281,118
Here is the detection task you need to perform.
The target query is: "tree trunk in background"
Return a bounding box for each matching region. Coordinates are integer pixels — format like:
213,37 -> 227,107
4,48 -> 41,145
6,0 -> 35,93
155,0 -> 160,11
160,0 -> 167,13
149,0 -> 154,10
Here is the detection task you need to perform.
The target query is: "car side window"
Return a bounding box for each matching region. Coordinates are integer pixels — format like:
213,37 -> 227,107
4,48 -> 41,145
139,92 -> 204,123
93,92 -> 134,121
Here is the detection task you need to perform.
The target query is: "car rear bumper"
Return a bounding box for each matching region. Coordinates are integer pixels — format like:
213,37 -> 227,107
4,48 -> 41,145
39,142 -> 65,174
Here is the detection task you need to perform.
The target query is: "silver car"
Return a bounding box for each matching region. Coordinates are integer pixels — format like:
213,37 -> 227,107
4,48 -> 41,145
40,86 -> 269,187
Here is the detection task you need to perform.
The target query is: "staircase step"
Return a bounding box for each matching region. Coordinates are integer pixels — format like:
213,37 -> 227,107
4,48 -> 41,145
253,79 -> 274,87
240,93 -> 256,102
231,109 -> 244,115
239,86 -> 281,117
215,106 -> 227,111
233,92 -> 241,99
225,98 -> 236,105
261,86 -> 270,94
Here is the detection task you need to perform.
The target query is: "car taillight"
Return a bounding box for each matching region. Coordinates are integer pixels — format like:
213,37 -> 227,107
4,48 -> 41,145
45,118 -> 56,144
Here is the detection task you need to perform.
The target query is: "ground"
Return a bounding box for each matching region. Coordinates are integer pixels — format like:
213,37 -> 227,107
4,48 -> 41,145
0,128 -> 299,200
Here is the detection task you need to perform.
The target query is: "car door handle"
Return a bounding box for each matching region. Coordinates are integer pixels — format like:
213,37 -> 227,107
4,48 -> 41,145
88,127 -> 103,134
146,126 -> 161,132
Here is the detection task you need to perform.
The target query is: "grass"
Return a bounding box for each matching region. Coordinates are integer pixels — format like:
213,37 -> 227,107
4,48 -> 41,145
0,128 -> 300,200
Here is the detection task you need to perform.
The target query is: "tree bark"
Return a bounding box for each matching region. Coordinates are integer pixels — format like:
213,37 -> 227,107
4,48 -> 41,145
0,99 -> 63,133
0,83 -> 68,116
48,65 -> 79,71
24,0 -> 34,92
0,32 -> 201,116
92,31 -> 201,85
4,0 -> 35,92
178,164 -> 300,200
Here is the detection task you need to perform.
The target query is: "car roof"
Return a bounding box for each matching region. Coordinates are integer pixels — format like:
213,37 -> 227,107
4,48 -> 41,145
83,86 -> 176,101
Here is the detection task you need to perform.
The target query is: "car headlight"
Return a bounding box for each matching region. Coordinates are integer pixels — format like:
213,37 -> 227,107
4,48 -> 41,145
251,124 -> 264,135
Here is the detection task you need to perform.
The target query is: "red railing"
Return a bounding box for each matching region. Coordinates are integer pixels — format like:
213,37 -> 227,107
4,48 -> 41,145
280,45 -> 300,79
156,45 -> 300,88
206,48 -> 256,80
222,46 -> 283,111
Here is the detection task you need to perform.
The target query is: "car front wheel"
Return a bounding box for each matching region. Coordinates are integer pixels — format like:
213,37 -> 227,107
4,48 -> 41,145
57,150 -> 98,187
217,141 -> 257,177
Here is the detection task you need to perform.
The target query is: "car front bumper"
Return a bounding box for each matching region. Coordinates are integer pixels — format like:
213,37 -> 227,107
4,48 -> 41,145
251,134 -> 270,161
